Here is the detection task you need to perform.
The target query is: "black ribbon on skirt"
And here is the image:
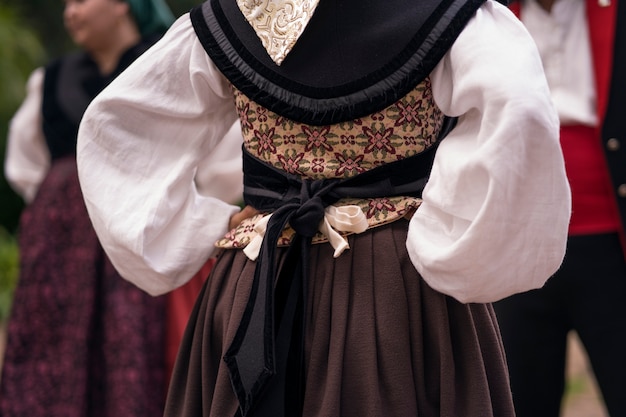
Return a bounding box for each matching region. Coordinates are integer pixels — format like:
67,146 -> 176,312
224,145 -> 440,417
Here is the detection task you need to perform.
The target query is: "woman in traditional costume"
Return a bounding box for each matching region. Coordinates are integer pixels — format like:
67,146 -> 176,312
76,0 -> 572,415
1,0 -> 174,416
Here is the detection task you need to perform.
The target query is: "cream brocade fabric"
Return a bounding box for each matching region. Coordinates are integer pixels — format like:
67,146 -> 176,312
216,77 -> 445,249
236,0 -> 321,65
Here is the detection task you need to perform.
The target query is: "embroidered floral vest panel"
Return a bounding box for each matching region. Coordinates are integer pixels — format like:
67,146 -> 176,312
236,77 -> 444,179
217,77 -> 444,249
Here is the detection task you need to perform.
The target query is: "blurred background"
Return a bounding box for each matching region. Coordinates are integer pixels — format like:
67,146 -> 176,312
0,0 -> 198,324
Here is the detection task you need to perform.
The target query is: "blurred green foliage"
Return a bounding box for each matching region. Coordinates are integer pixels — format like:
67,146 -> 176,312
0,228 -> 19,322
0,8 -> 46,115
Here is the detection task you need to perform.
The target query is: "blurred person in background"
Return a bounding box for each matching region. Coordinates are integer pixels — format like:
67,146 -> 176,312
494,0 -> 626,416
0,0 -> 174,415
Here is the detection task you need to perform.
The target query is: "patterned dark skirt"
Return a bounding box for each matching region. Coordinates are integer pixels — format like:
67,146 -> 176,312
0,156 -> 167,417
165,219 -> 515,417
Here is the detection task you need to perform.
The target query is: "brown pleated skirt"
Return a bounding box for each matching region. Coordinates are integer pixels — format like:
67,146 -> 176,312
165,219 -> 515,417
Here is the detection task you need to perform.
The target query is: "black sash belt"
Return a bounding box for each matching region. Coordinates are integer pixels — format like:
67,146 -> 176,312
224,145 -> 439,417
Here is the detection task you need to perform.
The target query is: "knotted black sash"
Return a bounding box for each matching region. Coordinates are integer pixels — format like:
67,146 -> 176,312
224,145 -> 439,417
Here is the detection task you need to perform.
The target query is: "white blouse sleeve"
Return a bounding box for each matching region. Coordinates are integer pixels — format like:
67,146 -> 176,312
4,68 -> 50,203
195,121 -> 244,206
406,0 -> 571,303
77,14 -> 241,296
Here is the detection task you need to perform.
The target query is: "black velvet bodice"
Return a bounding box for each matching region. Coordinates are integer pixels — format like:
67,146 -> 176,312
191,0 -> 486,125
41,39 -> 156,160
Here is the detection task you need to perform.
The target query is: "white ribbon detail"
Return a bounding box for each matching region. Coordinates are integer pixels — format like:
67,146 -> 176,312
243,213 -> 272,261
236,0 -> 321,65
242,205 -> 369,261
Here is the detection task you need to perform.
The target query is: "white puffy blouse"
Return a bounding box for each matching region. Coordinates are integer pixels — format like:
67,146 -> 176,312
76,0 -> 571,303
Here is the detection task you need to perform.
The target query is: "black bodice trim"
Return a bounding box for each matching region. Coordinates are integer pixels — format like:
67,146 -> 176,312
41,37 -> 159,160
190,0 -> 485,126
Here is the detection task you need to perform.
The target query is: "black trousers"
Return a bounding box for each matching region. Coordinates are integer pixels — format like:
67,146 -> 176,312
494,233 -> 626,417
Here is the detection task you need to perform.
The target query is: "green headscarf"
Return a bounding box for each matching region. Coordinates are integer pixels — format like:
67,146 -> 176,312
125,0 -> 175,37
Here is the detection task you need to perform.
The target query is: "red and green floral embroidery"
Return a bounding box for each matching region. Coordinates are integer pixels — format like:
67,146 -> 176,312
220,77 -> 443,249
233,77 -> 443,180
215,196 -> 423,250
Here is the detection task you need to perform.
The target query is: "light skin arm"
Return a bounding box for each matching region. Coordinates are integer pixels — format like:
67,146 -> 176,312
229,206 -> 260,230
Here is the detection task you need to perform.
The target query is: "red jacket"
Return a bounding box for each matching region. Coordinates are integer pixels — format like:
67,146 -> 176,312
510,0 -> 626,254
